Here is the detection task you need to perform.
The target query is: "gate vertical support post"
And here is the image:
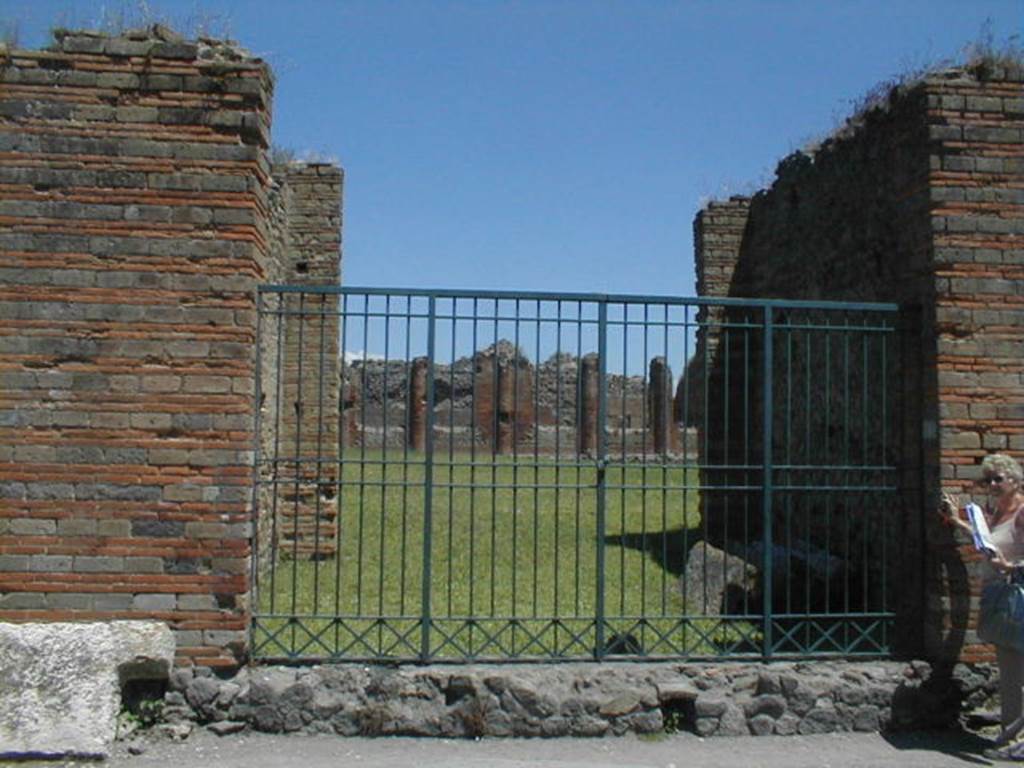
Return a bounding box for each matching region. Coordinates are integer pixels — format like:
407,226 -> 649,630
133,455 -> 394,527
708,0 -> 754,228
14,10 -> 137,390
420,295 -> 437,662
595,300 -> 608,660
761,305 -> 774,660
250,288 -> 264,651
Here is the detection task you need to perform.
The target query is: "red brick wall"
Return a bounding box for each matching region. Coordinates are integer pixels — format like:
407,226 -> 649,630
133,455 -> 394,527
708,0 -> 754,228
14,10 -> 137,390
693,63 -> 1024,662
928,66 -> 1024,662
0,29 -> 273,667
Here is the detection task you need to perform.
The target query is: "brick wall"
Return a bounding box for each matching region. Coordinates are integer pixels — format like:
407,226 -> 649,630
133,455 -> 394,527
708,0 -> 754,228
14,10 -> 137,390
0,28 -> 274,667
926,64 -> 1024,661
694,62 -> 1024,661
262,164 -> 342,560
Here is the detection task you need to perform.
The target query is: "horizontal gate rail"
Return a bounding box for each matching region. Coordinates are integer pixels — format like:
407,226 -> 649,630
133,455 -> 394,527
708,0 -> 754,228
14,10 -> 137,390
251,286 -> 904,663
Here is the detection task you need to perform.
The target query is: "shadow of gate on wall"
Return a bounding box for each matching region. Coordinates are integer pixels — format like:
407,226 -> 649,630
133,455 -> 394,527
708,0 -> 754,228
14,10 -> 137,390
251,286 -> 906,662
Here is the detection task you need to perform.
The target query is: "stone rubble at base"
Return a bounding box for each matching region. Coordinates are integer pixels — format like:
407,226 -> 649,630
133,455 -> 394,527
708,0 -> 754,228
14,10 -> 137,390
154,659 -> 997,741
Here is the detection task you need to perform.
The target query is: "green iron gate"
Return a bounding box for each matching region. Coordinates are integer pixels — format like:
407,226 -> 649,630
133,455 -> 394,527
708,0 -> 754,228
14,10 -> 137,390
251,287 -> 904,662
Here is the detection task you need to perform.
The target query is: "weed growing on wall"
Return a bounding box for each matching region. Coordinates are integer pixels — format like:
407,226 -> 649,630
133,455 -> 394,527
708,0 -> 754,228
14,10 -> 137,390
48,0 -> 232,42
964,20 -> 1023,78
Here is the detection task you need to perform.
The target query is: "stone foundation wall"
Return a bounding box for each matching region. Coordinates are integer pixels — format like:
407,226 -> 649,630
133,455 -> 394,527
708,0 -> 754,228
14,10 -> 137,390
164,659 -> 995,738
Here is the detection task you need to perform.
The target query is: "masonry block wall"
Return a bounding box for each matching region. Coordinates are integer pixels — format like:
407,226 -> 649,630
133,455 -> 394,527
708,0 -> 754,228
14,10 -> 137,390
694,63 -> 1024,661
926,64 -> 1024,662
263,164 -> 342,560
0,28 -> 279,667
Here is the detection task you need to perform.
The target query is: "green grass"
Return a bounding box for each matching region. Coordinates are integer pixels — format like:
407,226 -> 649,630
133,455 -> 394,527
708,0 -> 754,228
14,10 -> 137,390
255,451 -> 761,658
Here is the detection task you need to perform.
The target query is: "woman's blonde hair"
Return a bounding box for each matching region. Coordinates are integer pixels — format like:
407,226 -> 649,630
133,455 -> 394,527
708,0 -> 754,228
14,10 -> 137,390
981,453 -> 1024,483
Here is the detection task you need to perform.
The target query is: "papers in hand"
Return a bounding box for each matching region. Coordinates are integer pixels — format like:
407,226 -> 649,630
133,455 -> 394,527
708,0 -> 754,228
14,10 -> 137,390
966,502 -> 999,557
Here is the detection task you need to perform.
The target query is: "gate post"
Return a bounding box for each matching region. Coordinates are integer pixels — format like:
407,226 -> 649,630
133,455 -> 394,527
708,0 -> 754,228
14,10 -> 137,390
594,301 -> 608,659
761,305 -> 774,659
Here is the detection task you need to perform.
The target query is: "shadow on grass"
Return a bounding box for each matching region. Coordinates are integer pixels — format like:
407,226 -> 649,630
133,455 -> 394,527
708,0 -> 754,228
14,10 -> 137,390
602,525 -> 694,576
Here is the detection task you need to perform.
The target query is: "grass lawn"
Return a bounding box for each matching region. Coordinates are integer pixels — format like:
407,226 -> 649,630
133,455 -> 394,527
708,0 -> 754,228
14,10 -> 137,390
255,451 -> 763,659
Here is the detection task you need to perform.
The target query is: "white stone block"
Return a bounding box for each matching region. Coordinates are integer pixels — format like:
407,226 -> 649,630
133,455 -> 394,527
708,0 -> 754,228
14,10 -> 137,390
0,621 -> 175,758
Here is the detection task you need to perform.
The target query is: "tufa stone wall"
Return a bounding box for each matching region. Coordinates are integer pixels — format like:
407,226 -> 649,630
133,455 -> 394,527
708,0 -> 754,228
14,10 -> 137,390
694,62 -> 1024,663
0,27 -> 342,666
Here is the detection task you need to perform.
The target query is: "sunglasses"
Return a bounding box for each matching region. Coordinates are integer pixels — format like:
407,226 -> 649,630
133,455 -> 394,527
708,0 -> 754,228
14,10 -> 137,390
982,474 -> 1008,484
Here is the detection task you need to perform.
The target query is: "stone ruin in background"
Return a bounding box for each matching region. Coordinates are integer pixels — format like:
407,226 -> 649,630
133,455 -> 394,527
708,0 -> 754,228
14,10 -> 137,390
344,340 -> 696,457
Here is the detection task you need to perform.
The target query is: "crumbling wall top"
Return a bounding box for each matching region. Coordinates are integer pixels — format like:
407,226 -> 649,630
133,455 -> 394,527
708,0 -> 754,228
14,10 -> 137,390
42,23 -> 260,65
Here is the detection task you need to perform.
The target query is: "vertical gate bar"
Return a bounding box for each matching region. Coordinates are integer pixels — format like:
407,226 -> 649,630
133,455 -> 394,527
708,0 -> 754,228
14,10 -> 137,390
682,305 -> 691,624
335,293 -> 349,651
761,305 -> 774,659
785,318 -> 793,615
448,299 -> 457,619
641,305 -> 649,625
533,300 -> 541,622
595,300 -> 608,659
882,322 -> 889,620
469,298 -> 478,654
490,300 -> 498,618
250,290 -> 265,649
804,325 -> 811,649
843,316 -> 851,648
313,294 -> 328,613
356,297 -> 370,616
619,305 -> 628,618
554,301 -> 563,640
399,297 -> 411,616
660,304 -> 669,619
291,292 -> 306,643
379,296 -> 391,650
575,302 -> 582,616
824,318 -> 832,617
663,303 -> 671,622
513,298 -> 521,653
420,294 -> 437,661
862,322 -> 870,615
701,312 -> 710,616
269,294 -> 284,615
743,325 -> 751,615
722,320 -> 730,627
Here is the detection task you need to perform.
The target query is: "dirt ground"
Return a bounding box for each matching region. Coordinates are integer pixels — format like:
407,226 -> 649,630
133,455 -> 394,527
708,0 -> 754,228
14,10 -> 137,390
69,728 -> 999,768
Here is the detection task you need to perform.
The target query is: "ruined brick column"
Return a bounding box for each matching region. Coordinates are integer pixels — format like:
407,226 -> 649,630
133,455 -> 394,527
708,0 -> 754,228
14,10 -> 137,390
578,353 -> 600,454
273,164 -> 343,560
687,197 -> 751,442
648,356 -> 677,454
0,28 -> 274,667
497,358 -> 533,454
408,357 -> 429,452
473,343 -> 534,454
341,379 -> 361,447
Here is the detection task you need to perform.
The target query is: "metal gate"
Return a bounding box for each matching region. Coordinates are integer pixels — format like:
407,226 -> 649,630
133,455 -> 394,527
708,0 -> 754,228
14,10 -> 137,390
251,287 -> 903,662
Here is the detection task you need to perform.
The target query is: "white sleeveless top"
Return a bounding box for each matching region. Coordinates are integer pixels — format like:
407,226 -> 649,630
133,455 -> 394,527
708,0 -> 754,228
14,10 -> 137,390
982,508 -> 1024,584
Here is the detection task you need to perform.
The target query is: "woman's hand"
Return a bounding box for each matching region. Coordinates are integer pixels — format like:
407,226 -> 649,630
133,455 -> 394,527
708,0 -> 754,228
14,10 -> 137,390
990,552 -> 1017,574
939,492 -> 972,532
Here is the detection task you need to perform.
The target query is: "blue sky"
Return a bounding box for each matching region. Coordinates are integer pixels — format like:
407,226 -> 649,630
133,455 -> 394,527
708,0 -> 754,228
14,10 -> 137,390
6,0 -> 1023,297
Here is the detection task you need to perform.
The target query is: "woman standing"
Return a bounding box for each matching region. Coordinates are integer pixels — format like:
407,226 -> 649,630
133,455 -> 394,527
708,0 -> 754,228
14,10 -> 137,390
941,453 -> 1024,756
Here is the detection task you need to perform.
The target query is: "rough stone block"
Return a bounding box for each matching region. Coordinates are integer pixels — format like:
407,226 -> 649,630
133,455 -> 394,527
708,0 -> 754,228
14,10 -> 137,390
0,621 -> 175,758
132,593 -> 176,611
